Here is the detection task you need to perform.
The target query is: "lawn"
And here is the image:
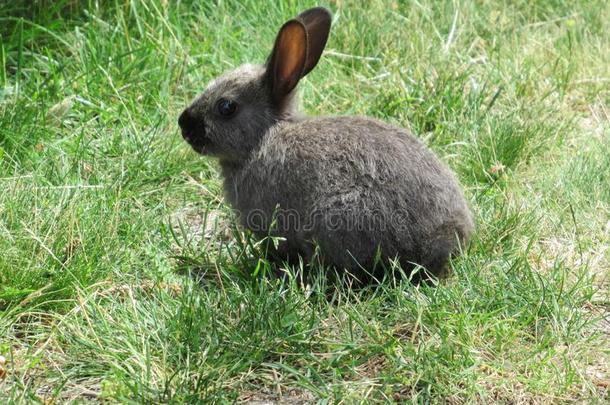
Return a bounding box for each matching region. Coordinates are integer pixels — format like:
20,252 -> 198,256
1,0 -> 609,402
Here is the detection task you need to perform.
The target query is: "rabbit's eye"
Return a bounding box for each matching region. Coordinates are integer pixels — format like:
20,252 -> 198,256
216,99 -> 237,117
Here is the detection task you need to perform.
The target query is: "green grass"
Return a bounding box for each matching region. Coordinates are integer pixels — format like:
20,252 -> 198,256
1,0 -> 609,402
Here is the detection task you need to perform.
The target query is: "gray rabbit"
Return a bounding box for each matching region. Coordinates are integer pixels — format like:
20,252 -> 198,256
179,7 -> 474,281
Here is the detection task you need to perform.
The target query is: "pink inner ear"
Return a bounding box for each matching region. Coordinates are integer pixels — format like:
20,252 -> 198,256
273,22 -> 307,95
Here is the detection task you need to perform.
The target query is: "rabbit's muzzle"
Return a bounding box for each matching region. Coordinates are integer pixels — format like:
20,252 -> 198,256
178,109 -> 208,153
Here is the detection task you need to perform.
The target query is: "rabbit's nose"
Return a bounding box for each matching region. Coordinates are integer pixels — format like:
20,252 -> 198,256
178,109 -> 196,132
179,109 -> 203,143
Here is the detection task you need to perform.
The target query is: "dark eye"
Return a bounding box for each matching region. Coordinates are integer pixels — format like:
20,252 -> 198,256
216,99 -> 237,117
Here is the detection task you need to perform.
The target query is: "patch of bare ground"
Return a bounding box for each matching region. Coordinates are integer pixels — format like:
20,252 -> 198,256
170,203 -> 232,251
238,388 -> 315,404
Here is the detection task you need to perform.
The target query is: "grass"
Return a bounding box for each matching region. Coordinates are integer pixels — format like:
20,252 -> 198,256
0,0 -> 609,402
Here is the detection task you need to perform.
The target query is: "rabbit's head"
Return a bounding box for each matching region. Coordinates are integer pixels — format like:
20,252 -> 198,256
178,7 -> 331,162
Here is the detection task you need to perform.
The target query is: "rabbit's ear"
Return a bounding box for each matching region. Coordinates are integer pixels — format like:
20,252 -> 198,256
296,7 -> 332,76
266,8 -> 332,103
266,20 -> 308,102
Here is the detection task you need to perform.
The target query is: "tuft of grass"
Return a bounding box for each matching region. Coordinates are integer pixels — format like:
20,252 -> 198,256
1,0 -> 609,402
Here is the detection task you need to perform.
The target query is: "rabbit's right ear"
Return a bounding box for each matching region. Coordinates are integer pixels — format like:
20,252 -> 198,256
266,7 -> 332,103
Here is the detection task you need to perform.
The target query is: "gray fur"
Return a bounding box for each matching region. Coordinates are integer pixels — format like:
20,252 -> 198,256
179,7 -> 474,280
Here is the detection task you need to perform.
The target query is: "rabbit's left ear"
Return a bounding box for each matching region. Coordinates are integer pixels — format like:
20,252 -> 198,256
266,7 -> 332,102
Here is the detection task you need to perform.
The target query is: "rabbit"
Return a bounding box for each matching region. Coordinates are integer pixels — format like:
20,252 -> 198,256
178,7 -> 474,282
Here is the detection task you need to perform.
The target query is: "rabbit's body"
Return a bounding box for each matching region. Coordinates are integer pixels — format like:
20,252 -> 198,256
222,115 -> 472,278
179,7 -> 473,281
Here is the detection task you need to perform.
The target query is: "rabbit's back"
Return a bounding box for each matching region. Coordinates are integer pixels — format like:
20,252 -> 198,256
223,116 -> 473,278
